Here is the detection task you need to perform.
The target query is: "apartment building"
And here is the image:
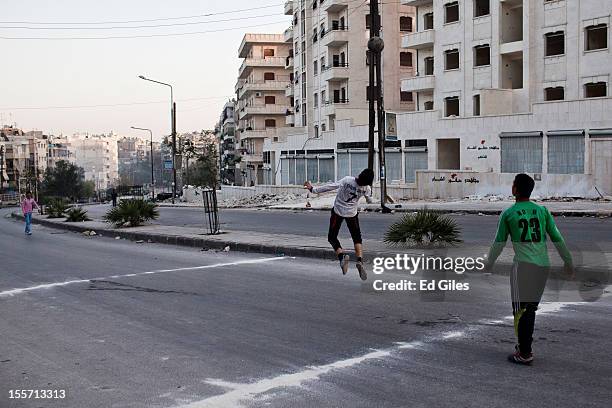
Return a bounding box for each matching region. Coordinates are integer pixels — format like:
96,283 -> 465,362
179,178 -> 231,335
47,135 -> 72,169
263,0 -> 416,185
215,100 -> 239,184
68,133 -> 119,190
0,126 -> 48,192
235,33 -> 293,186
264,0 -> 612,199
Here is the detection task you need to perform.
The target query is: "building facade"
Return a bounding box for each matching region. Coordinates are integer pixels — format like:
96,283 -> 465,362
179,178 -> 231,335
262,0 -> 612,198
68,133 -> 119,190
235,33 -> 293,186
215,100 -> 239,185
0,126 -> 49,193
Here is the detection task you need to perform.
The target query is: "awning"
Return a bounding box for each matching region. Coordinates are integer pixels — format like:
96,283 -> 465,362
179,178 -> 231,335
499,131 -> 543,138
589,128 -> 612,138
546,130 -> 585,137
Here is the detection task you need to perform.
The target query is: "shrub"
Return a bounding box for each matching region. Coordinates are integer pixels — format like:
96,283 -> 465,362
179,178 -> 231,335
47,198 -> 69,218
103,199 -> 159,227
384,208 -> 462,246
65,207 -> 91,222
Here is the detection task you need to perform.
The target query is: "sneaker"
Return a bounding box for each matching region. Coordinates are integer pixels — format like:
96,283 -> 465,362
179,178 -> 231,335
340,254 -> 350,275
356,261 -> 367,281
508,349 -> 533,365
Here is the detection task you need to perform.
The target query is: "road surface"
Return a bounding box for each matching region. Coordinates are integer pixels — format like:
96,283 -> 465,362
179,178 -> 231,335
1,210 -> 611,407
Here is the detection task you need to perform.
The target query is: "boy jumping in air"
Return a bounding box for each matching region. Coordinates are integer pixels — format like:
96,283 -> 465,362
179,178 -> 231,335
486,173 -> 573,365
304,168 -> 375,281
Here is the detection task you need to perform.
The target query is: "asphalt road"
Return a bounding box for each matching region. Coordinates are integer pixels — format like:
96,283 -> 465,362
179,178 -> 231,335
83,204 -> 612,245
1,210 -> 611,408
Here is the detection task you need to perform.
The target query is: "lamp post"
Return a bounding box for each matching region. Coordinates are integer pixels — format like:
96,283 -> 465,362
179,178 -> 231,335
131,126 -> 155,201
138,75 -> 176,204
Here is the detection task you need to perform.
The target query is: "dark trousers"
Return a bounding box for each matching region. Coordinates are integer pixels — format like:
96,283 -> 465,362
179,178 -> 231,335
511,261 -> 549,355
328,209 -> 362,251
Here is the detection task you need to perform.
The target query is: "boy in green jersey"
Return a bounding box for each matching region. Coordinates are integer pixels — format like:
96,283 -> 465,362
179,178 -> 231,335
486,173 -> 574,365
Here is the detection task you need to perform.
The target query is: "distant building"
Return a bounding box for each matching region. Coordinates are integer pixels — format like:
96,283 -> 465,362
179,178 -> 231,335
68,132 -> 119,190
215,100 -> 238,185
0,126 -> 48,193
47,135 -> 73,169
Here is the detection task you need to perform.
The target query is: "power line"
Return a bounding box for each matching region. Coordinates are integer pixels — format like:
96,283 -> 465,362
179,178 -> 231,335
0,13 -> 283,30
0,4 -> 283,25
0,20 -> 288,40
0,96 -> 233,111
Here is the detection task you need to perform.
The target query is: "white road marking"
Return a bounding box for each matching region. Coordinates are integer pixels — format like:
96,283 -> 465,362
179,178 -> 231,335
0,257 -> 288,298
175,293 -> 612,408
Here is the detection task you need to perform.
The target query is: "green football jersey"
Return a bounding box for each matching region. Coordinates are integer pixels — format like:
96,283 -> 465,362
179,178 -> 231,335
487,201 -> 572,267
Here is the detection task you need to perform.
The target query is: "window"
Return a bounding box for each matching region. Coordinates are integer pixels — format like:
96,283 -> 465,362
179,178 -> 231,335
320,56 -> 326,70
425,57 -> 434,75
545,86 -> 564,101
586,24 -> 608,51
314,125 -> 319,139
321,122 -> 326,132
474,0 -> 490,17
321,90 -> 326,104
301,103 -> 307,126
313,28 -> 318,43
424,101 -> 434,110
312,0 -> 317,9
501,134 -> 543,173
263,48 -> 275,57
400,16 -> 412,32
265,119 -> 276,128
445,2 -> 459,24
265,96 -> 276,104
314,93 -> 319,107
585,82 -> 607,98
548,133 -> 585,174
264,72 -> 275,80
313,60 -> 318,75
400,51 -> 413,67
400,91 -> 413,102
474,44 -> 490,66
473,94 -> 480,116
445,96 -> 459,117
545,31 -> 565,56
366,14 -> 372,29
424,13 -> 434,30
444,49 -> 460,70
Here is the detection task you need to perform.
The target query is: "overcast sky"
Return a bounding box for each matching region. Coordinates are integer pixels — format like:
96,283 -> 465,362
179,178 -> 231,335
0,0 -> 288,141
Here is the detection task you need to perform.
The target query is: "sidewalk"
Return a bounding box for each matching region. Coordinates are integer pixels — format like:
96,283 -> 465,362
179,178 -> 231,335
11,211 -> 611,280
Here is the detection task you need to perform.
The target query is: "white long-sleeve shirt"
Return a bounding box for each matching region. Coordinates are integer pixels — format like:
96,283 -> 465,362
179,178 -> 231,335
311,176 -> 373,218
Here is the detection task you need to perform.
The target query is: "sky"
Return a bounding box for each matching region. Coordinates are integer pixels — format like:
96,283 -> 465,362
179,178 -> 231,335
0,0 -> 289,141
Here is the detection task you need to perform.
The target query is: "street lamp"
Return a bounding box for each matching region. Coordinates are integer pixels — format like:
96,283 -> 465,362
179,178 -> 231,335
138,74 -> 176,204
131,126 -> 155,201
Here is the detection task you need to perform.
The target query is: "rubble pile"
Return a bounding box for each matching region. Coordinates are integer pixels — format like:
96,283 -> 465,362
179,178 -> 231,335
219,193 -> 308,208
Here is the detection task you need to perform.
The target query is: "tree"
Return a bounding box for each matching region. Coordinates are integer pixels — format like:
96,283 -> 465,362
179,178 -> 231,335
41,160 -> 86,200
189,138 -> 219,189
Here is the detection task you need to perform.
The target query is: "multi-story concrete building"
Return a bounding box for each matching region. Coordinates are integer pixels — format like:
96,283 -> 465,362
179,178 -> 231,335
0,126 -> 48,193
264,0 -> 417,185
47,135 -> 72,169
68,133 -> 119,190
215,100 -> 239,184
263,0 -> 612,199
235,33 -> 293,185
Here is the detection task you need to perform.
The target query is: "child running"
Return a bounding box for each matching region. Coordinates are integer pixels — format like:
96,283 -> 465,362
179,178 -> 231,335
21,191 -> 39,236
486,173 -> 574,365
304,168 -> 374,281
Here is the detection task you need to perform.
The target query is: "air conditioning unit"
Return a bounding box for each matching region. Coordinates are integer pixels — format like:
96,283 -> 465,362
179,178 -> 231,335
255,92 -> 263,97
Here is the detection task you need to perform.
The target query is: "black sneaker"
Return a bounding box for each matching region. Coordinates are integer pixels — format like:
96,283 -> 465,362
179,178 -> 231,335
356,261 -> 367,281
340,254 -> 350,275
508,348 -> 534,365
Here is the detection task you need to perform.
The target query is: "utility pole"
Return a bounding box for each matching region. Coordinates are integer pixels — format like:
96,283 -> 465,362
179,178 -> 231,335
0,145 -> 4,195
172,102 -> 177,204
367,0 -> 390,212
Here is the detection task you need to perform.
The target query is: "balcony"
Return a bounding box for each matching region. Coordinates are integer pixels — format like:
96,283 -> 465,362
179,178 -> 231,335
240,128 -> 276,140
242,153 -> 264,163
284,26 -> 293,43
285,85 -> 294,97
238,80 -> 291,98
323,0 -> 350,12
321,27 -> 349,47
321,99 -> 349,116
321,63 -> 350,82
284,0 -> 293,15
401,75 -> 435,92
286,114 -> 295,125
238,104 -> 291,119
402,29 -> 434,50
238,56 -> 286,78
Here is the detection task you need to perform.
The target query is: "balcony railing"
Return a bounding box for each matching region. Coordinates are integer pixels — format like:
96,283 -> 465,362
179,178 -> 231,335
401,75 -> 435,92
284,0 -> 293,15
238,56 -> 287,78
321,27 -> 349,47
323,0 -> 350,12
284,26 -> 293,42
321,63 -> 350,82
402,29 -> 435,50
238,79 -> 291,98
